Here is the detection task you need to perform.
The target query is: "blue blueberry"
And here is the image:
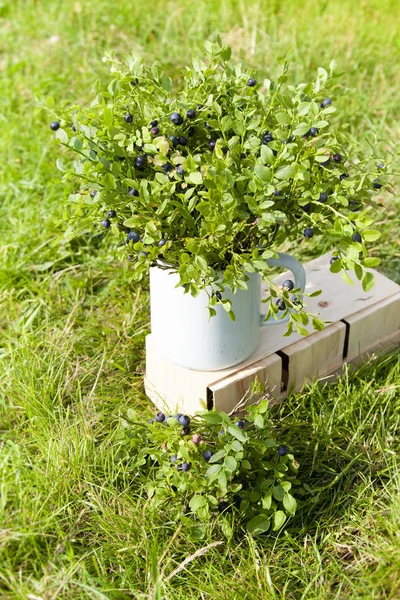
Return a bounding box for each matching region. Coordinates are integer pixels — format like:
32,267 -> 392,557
215,291 -> 222,301
71,125 -> 76,132
218,500 -> 230,512
373,179 -> 382,189
180,462 -> 190,472
169,136 -> 179,147
90,190 -> 97,197
127,231 -> 140,243
124,113 -> 133,123
209,140 -> 216,150
151,126 -> 160,135
170,112 -> 183,125
310,127 -> 319,137
174,413 -> 183,421
158,239 -> 167,247
171,454 -> 177,464
135,155 -> 146,168
186,109 -> 196,119
247,78 -> 257,87
274,190 -> 283,197
155,412 -> 165,422
203,450 -> 212,462
178,136 -> 188,146
127,255 -> 133,261
333,153 -> 342,163
340,173 -> 349,181
138,251 -> 148,259
320,157 -> 331,166
321,98 -> 332,108
349,201 -> 360,211
150,120 -> 158,127
352,232 -> 362,243
282,279 -> 294,291
262,131 -> 273,144
181,427 -> 191,436
302,203 -> 311,213
107,210 -> 116,218
50,121 -> 60,131
275,299 -> 286,311
304,227 -> 314,238
377,163 -> 385,170
162,162 -> 173,173
176,165 -> 185,176
330,256 -> 339,265
277,444 -> 289,456
178,415 -> 190,427
128,187 -> 139,197
235,419 -> 245,429
101,219 -> 111,229
319,192 -> 328,202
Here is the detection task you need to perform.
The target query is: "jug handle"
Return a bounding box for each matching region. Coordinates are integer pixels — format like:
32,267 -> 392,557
260,252 -> 306,326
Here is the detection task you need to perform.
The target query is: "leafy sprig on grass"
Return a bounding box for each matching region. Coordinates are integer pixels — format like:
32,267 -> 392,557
51,36 -> 386,335
116,396 -> 302,539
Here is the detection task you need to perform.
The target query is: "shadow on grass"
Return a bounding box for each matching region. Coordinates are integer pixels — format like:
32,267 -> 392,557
270,350 -> 400,536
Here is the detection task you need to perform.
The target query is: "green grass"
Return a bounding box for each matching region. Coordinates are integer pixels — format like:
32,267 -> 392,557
1,0 -> 400,597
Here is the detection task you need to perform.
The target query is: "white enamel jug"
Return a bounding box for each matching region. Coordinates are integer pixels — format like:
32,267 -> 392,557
150,253 -> 306,371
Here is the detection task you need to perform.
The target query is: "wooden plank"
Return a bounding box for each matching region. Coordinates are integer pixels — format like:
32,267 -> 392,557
143,376 -> 203,414
208,354 -> 282,414
344,292 -> 400,362
281,322 -> 347,391
145,335 -> 211,412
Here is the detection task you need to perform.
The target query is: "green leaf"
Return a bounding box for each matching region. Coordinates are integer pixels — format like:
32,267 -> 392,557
246,514 -> 270,536
55,128 -> 68,143
208,449 -> 226,463
341,270 -> 354,285
292,123 -> 310,136
206,464 -> 221,478
283,493 -> 297,516
185,171 -> 203,185
362,229 -> 381,242
275,164 -> 298,180
254,165 -> 271,182
362,257 -> 380,268
189,495 -> 207,511
272,510 -> 286,531
330,258 -> 342,273
362,271 -> 375,292
275,112 -> 291,125
224,456 -> 237,472
254,414 -> 264,428
218,470 -> 227,489
296,325 -> 309,336
262,490 -> 272,509
260,145 -> 274,165
272,485 -> 285,501
227,425 -> 247,442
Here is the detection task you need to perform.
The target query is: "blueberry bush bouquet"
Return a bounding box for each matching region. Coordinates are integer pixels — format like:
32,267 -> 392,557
116,397 -> 302,538
51,37 -> 385,334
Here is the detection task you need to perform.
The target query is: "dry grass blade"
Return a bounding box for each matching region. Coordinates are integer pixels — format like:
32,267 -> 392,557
164,541 -> 224,582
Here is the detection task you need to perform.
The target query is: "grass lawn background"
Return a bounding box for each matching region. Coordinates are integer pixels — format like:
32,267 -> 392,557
1,0 -> 400,597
